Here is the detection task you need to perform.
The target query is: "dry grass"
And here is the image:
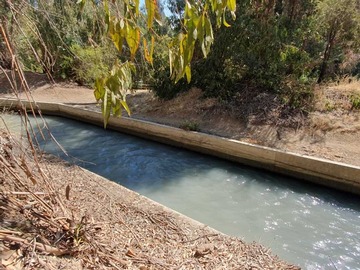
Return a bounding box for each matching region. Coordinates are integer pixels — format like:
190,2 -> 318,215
0,128 -> 108,269
309,78 -> 360,136
314,78 -> 360,112
330,77 -> 360,93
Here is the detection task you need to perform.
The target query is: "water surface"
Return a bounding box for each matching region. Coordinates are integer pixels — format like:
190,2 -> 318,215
2,114 -> 360,269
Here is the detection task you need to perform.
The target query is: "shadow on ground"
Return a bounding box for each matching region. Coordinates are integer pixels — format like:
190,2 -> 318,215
0,71 -> 50,94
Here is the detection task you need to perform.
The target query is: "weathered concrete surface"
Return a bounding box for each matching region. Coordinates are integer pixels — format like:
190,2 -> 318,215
1,98 -> 360,195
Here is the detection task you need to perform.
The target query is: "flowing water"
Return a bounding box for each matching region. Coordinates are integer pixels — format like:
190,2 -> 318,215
2,114 -> 360,269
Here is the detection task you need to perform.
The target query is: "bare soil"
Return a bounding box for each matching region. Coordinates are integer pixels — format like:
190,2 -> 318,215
126,86 -> 360,167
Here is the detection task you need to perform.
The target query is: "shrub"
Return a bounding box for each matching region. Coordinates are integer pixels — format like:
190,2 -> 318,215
179,120 -> 199,131
150,35 -> 191,99
280,76 -> 315,111
64,43 -> 117,85
350,94 -> 360,109
352,62 -> 360,78
151,67 -> 189,99
189,2 -> 318,107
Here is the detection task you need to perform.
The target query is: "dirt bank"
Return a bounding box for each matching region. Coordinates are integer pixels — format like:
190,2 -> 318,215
126,86 -> 360,167
1,72 -> 359,167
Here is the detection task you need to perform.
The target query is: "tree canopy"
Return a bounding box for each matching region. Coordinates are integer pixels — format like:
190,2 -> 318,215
1,0 -> 360,125
1,0 -> 237,126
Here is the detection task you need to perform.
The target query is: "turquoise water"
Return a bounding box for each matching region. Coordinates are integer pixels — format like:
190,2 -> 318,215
2,114 -> 360,269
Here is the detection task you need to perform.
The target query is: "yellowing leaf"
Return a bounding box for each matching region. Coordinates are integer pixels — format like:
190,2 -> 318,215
125,22 -> 140,59
108,18 -> 126,53
120,100 -> 131,116
227,0 -> 236,12
149,36 -> 155,64
94,78 -> 105,100
185,65 -> 191,83
112,32 -> 123,52
96,61 -> 135,126
104,9 -> 110,25
134,0 -> 140,16
169,48 -> 173,75
154,4 -> 163,26
223,13 -> 231,27
193,28 -> 198,39
143,38 -> 149,61
102,89 -> 111,128
143,36 -> 155,65
145,0 -> 156,28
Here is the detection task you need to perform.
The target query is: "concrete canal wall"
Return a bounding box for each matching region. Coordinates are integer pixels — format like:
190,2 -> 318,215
1,98 -> 359,195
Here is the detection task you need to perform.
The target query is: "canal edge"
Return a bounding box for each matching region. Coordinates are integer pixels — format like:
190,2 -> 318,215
1,98 -> 360,196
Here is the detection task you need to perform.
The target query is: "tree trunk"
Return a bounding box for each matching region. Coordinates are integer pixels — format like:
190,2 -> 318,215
317,23 -> 337,83
275,0 -> 283,15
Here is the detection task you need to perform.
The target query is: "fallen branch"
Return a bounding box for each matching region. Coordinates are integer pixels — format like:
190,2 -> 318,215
2,191 -> 48,195
0,234 -> 69,256
180,233 -> 219,244
0,229 -> 23,235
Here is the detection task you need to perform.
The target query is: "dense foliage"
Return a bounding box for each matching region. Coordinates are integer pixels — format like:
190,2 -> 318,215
192,0 -> 318,108
1,0 -> 360,119
152,0 -> 360,109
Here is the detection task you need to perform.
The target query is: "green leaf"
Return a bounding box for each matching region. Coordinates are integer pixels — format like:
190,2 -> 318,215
197,14 -> 206,57
106,74 -> 120,93
204,16 -> 214,54
111,91 -> 116,105
165,0 -> 236,84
